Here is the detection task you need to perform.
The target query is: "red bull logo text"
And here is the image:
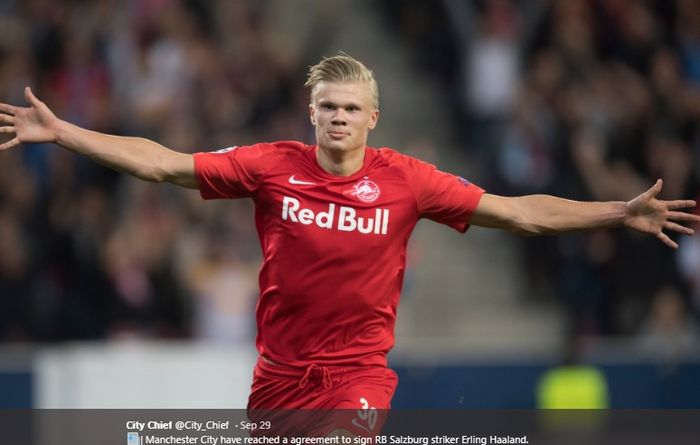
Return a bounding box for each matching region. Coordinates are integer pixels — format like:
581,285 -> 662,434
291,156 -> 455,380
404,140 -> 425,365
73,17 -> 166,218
282,196 -> 389,235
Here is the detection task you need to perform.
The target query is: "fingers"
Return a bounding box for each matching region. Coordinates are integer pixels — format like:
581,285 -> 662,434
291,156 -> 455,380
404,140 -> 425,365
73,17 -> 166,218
668,211 -> 700,223
664,221 -> 694,236
668,210 -> 700,222
666,199 -> 697,210
656,231 -> 678,249
656,212 -> 697,248
0,114 -> 16,142
24,86 -> 41,107
0,137 -> 20,151
0,103 -> 17,115
645,179 -> 663,199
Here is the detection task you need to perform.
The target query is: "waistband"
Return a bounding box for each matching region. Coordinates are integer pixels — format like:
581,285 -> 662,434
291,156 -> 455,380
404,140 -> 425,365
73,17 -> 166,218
256,356 -> 384,390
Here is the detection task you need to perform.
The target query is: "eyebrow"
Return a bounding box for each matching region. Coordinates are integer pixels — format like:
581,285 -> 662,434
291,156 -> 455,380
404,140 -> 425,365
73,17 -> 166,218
318,99 -> 362,109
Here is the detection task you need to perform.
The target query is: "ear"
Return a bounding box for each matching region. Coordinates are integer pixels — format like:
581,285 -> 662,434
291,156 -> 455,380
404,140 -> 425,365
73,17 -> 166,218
309,104 -> 316,126
368,109 -> 379,130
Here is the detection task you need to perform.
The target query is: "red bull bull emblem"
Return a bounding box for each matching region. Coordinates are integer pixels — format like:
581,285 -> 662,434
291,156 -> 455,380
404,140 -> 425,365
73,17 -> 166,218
346,177 -> 381,203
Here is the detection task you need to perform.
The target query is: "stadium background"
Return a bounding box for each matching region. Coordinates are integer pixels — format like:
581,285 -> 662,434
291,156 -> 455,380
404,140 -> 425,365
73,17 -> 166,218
0,0 -> 698,408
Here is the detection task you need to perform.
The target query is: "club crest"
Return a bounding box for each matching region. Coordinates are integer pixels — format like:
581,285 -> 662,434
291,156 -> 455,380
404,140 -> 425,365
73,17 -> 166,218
345,177 -> 381,203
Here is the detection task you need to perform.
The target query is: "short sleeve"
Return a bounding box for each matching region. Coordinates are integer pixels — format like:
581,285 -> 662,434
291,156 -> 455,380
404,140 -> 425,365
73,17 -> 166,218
194,143 -> 271,199
410,159 -> 485,233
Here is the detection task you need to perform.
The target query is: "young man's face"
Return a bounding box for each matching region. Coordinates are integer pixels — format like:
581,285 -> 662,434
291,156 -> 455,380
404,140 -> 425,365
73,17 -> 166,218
309,81 -> 379,154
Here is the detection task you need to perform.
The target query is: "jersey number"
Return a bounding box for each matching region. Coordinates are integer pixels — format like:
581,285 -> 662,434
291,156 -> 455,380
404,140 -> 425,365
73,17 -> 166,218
351,397 -> 377,433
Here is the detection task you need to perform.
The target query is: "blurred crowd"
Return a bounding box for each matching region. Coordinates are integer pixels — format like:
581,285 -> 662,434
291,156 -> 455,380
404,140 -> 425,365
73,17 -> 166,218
386,0 -> 700,347
0,0 -> 314,342
1,0 -> 699,352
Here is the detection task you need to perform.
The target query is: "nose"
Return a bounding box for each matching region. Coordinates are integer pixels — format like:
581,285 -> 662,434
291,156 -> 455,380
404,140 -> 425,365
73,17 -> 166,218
331,109 -> 347,126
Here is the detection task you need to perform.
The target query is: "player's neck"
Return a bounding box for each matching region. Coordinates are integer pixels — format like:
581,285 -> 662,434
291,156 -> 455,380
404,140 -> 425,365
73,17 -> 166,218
315,145 -> 365,177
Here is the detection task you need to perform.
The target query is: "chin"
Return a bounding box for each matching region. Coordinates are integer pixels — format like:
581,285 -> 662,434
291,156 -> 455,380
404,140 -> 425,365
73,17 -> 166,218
322,140 -> 350,151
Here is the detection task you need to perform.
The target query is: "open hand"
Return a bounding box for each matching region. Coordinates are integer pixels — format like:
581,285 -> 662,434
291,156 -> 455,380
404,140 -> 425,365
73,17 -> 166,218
0,87 -> 59,151
625,179 -> 699,248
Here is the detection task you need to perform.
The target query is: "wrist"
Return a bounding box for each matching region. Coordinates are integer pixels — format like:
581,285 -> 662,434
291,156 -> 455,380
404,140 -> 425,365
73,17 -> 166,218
51,118 -> 70,145
620,200 -> 633,227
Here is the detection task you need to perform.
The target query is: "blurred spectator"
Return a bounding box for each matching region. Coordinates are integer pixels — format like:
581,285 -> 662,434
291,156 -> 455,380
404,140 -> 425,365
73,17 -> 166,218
463,0 -> 520,121
637,285 -> 700,360
1,0 -> 698,345
0,0 -> 309,343
0,207 -> 35,340
676,0 -> 700,86
187,233 -> 257,343
677,213 -> 700,313
384,0 -> 700,338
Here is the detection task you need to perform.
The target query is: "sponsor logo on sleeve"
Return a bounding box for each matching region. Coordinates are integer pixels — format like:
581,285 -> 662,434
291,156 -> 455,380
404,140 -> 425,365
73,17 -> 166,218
457,176 -> 471,186
212,146 -> 238,154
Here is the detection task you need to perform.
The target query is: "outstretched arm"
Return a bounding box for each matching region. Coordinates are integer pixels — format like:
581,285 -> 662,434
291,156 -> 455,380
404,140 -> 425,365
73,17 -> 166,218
470,180 -> 699,248
0,87 -> 197,188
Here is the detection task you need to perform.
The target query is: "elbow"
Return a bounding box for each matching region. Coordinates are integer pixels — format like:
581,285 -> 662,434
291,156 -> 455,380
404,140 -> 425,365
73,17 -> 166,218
507,216 -> 549,236
502,198 -> 543,236
134,167 -> 166,183
151,168 -> 168,183
507,204 -> 555,236
511,223 -> 558,236
509,225 -> 540,236
482,196 -> 553,236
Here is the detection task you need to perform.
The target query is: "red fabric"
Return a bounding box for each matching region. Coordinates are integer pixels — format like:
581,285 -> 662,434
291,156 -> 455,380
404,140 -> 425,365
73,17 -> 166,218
248,358 -> 396,435
249,357 -> 397,409
194,141 -> 484,368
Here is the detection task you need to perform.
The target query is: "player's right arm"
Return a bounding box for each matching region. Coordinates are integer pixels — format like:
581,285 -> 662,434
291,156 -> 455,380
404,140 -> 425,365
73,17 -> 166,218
0,87 -> 197,189
470,183 -> 698,249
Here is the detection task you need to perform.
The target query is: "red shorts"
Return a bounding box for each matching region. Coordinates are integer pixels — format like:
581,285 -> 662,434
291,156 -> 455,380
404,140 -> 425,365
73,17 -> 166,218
248,357 -> 398,436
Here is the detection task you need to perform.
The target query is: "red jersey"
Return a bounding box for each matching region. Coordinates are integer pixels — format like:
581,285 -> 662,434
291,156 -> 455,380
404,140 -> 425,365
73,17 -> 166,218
194,141 -> 484,368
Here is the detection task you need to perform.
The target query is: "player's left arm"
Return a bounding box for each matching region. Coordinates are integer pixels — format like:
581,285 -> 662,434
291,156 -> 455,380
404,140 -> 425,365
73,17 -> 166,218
470,179 -> 699,248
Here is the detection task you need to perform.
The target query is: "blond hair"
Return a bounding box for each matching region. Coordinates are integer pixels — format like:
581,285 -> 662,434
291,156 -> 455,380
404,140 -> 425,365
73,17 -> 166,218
305,53 -> 379,109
